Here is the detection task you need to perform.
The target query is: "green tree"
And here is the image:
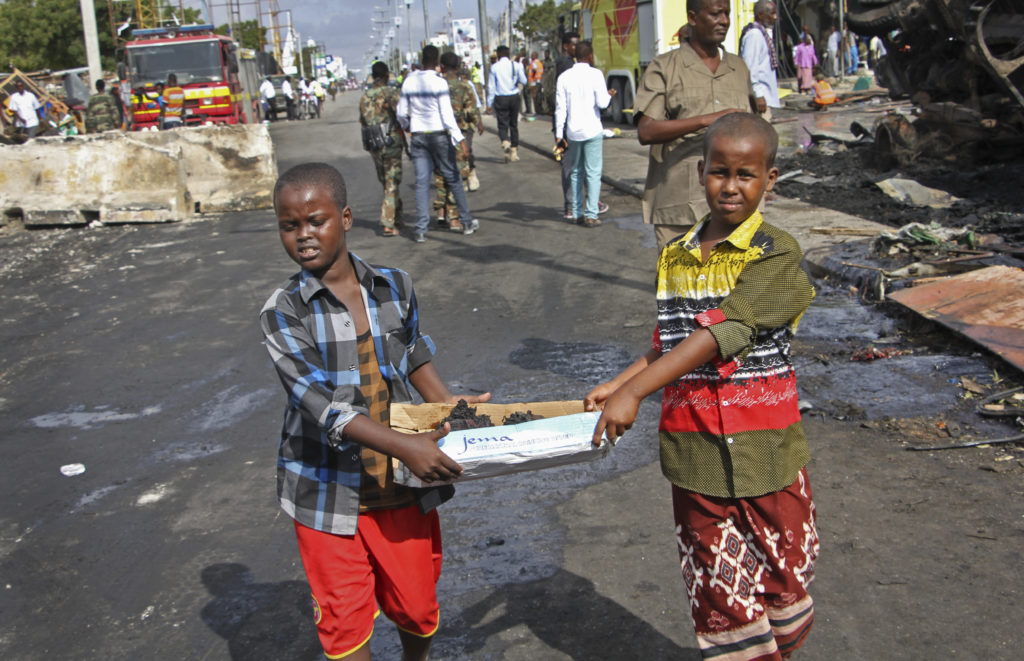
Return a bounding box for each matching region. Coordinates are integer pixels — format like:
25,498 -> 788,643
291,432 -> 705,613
513,0 -> 573,45
163,6 -> 204,25
215,19 -> 266,50
0,0 -> 121,72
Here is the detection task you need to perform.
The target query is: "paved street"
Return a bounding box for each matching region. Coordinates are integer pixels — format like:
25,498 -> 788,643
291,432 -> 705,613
1,92 -> 1021,660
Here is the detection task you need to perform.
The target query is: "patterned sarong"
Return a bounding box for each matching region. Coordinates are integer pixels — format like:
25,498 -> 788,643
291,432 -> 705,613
673,468 -> 818,660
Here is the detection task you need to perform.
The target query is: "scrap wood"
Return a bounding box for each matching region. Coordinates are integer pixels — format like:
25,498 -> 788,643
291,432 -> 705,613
906,433 -> 1024,451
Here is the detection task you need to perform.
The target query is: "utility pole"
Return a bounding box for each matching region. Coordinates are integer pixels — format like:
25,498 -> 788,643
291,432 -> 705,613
507,0 -> 512,50
477,0 -> 489,91
406,0 -> 413,61
837,0 -> 846,81
422,0 -> 430,46
79,0 -> 103,88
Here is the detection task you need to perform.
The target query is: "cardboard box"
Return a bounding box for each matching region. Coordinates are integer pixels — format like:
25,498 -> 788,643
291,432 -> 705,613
390,400 -> 614,486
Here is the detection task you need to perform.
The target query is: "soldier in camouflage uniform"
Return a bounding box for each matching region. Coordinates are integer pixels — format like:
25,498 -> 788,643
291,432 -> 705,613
85,80 -> 120,133
359,61 -> 404,237
432,52 -> 483,224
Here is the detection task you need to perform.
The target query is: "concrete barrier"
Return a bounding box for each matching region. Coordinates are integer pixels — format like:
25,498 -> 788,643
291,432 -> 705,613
0,123 -> 276,226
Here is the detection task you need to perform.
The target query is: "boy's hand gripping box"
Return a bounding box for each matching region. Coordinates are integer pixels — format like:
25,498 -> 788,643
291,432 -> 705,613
389,401 -> 616,487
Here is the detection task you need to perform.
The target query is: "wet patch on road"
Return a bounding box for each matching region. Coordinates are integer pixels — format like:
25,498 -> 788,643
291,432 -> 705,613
509,338 -> 635,384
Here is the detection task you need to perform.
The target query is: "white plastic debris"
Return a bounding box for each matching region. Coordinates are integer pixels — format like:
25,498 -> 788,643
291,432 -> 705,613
60,463 -> 86,477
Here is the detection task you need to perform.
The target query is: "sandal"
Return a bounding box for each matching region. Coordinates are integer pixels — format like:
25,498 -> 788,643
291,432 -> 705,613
381,227 -> 399,237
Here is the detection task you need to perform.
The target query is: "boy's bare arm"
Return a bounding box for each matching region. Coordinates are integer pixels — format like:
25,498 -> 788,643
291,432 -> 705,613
590,329 -> 719,444
343,415 -> 462,484
408,362 -> 491,405
584,348 -> 661,412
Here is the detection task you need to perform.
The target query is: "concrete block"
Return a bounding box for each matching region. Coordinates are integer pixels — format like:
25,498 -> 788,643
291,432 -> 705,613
127,123 -> 278,213
0,122 -> 275,225
23,209 -> 87,227
0,133 -> 191,224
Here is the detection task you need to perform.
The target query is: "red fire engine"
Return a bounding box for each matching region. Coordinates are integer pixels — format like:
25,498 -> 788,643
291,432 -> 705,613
124,24 -> 249,130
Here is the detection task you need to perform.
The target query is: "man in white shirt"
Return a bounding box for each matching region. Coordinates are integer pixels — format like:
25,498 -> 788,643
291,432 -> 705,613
486,45 -> 528,163
826,25 -> 841,77
740,0 -> 780,120
397,44 -> 479,242
555,41 -> 615,226
9,80 -> 42,138
281,76 -> 295,120
259,76 -> 276,120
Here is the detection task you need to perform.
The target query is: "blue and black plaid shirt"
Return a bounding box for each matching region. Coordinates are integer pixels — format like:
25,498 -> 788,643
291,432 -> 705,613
260,253 -> 435,535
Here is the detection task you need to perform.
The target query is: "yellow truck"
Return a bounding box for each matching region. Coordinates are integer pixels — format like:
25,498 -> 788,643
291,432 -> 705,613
564,0 -> 754,124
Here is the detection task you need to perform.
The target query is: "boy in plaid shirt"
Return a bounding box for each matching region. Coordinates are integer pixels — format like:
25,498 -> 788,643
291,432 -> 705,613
261,162 -> 489,660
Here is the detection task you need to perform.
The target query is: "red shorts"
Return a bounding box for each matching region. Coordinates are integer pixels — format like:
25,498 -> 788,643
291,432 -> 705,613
293,505 -> 442,659
673,468 -> 818,660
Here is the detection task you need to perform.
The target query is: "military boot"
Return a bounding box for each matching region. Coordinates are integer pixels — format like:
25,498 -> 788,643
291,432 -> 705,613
509,146 -> 520,162
501,140 -> 511,163
467,168 -> 480,191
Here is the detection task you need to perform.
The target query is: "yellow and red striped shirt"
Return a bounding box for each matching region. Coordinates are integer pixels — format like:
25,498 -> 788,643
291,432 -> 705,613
655,211 -> 814,498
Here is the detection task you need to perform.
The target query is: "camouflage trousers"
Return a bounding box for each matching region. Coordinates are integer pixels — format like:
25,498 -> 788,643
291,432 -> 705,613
432,143 -> 470,221
372,150 -> 403,228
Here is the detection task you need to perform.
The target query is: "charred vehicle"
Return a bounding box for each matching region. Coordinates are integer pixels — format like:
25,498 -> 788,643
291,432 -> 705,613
846,0 -> 1024,164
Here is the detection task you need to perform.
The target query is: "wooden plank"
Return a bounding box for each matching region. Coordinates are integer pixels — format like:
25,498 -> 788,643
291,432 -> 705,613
887,266 -> 1024,371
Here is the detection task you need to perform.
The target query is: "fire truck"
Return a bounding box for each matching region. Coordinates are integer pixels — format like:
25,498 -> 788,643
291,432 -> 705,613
122,24 -> 251,130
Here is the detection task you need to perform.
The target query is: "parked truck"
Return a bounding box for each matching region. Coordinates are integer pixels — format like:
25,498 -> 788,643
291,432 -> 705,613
121,24 -> 257,130
561,0 -> 753,124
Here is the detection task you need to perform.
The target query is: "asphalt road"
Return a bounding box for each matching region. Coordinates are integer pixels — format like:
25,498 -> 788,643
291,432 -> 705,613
1,93 -> 1021,660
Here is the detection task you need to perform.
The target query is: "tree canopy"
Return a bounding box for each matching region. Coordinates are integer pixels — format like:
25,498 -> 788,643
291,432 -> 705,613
0,0 -> 116,71
513,0 -> 574,45
215,19 -> 265,50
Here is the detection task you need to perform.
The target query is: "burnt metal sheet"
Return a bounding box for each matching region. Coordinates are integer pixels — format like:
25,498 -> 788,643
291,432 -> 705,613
888,266 -> 1024,371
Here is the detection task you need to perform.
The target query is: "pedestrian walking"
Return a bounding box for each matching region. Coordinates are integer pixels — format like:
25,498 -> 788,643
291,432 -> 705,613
282,76 -> 296,120
85,79 -> 120,133
587,113 -> 818,661
486,45 -> 528,164
160,73 -> 184,129
359,61 -> 405,238
793,35 -> 818,93
8,79 -> 42,139
555,41 -> 614,227
826,25 -> 841,77
259,76 -> 276,121
633,0 -> 758,251
527,51 -> 544,116
261,162 -> 490,660
432,53 -> 484,226
397,45 -> 479,242
740,0 -> 780,121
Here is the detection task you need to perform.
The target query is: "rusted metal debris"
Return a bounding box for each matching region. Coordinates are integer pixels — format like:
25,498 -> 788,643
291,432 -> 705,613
887,265 -> 1024,371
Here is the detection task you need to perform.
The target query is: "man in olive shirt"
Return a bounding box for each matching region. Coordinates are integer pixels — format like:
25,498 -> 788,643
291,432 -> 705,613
634,0 -> 758,251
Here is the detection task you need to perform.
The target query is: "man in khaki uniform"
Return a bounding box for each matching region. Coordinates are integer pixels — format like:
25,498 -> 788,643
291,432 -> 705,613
634,0 -> 758,251
433,52 -> 483,225
359,61 -> 405,237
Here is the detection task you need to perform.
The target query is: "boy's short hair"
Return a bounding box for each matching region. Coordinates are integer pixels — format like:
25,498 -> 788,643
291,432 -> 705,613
274,163 -> 348,211
440,51 -> 460,71
496,45 -> 510,58
421,45 -> 440,68
703,113 -> 779,168
371,61 -> 389,80
561,31 -> 579,46
574,41 -> 594,61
